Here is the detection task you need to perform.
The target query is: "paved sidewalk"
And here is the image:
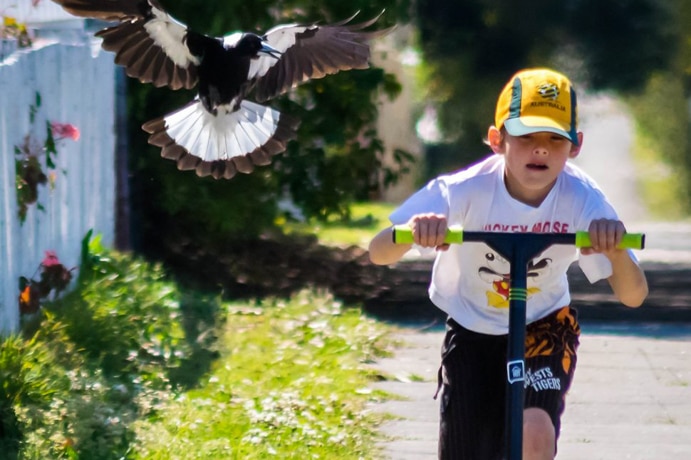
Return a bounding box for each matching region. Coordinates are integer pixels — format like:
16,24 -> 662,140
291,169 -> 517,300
370,321 -> 691,459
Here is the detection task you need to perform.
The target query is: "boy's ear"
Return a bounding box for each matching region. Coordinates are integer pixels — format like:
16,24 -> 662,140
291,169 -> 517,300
488,126 -> 504,153
569,132 -> 584,158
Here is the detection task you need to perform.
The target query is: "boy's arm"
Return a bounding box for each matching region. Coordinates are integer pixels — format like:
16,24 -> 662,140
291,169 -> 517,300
368,226 -> 412,265
605,251 -> 648,307
583,218 -> 649,307
368,213 -> 450,265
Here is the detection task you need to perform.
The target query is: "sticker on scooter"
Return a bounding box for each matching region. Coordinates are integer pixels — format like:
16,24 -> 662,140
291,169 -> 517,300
507,360 -> 525,383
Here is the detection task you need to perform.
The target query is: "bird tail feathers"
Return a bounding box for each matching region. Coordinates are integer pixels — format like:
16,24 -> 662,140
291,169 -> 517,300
142,100 -> 299,179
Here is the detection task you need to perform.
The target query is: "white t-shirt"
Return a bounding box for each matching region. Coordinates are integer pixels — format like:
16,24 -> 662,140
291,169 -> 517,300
389,154 -> 627,335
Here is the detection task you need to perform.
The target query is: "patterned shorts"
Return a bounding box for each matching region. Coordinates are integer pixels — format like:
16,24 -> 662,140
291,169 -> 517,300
437,306 -> 581,460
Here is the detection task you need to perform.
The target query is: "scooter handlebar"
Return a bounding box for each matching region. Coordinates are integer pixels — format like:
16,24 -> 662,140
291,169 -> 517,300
392,225 -> 645,250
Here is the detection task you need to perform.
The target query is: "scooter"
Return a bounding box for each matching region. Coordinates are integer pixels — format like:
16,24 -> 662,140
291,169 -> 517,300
393,226 -> 645,460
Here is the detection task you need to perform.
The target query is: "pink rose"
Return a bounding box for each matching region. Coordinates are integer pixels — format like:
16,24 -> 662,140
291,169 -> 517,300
50,122 -> 80,141
41,250 -> 61,267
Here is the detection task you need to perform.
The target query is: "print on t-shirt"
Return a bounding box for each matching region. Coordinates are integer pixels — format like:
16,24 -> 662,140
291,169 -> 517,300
478,251 -> 553,309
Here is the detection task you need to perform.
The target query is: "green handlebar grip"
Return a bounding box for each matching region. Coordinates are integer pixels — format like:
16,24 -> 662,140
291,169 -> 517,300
574,231 -> 645,249
392,225 -> 464,244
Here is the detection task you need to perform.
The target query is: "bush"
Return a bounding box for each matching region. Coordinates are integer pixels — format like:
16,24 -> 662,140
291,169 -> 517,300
56,234 -> 193,384
1,233 -> 220,459
0,326 -> 72,457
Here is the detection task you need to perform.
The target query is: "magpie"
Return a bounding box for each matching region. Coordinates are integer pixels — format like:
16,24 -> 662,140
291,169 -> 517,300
51,0 -> 393,179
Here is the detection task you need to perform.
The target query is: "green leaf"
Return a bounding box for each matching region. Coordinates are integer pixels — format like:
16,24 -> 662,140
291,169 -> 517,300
18,276 -> 30,290
44,121 -> 57,169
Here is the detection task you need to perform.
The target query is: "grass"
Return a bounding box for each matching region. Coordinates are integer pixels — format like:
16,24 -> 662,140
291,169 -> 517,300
282,201 -> 396,248
131,292 -> 392,459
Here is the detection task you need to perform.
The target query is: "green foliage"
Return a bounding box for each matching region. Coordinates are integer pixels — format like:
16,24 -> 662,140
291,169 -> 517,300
15,95 -> 47,224
13,366 -> 138,460
622,0 -> 691,217
126,1 -> 412,258
0,325 -> 73,408
55,233 -> 196,384
567,0 -> 678,92
275,70 -> 403,221
283,201 -> 395,247
416,0 -> 678,93
0,326 -> 72,454
627,75 -> 690,218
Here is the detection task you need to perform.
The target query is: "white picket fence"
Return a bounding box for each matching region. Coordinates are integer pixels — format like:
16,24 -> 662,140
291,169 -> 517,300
0,34 -> 116,334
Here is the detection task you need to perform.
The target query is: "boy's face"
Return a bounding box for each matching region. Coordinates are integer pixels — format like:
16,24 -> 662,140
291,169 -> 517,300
488,128 -> 583,206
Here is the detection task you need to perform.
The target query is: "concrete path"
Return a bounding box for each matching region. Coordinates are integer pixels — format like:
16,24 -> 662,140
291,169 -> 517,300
370,328 -> 441,460
370,322 -> 691,460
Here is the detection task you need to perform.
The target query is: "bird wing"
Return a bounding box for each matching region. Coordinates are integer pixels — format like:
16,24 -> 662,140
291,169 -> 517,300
51,0 -> 201,90
250,12 -> 394,102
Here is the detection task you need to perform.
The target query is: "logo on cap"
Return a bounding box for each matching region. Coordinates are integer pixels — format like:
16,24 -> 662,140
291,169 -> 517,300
537,83 -> 559,101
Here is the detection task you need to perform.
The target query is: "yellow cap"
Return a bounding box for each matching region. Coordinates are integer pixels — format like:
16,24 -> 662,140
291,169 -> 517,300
495,68 -> 579,145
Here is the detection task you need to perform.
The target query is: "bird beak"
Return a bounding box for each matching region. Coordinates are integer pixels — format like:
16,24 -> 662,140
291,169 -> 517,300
260,42 -> 282,59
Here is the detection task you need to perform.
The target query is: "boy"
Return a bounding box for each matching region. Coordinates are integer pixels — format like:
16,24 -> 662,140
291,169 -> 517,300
368,68 -> 648,460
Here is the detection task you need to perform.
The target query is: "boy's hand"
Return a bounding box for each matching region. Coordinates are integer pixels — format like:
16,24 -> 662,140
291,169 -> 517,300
581,218 -> 627,257
407,213 -> 450,251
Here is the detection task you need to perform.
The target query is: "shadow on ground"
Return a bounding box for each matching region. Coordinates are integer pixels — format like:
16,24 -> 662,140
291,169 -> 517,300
158,235 -> 691,327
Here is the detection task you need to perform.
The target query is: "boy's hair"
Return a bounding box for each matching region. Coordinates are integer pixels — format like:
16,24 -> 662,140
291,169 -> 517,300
495,68 -> 579,145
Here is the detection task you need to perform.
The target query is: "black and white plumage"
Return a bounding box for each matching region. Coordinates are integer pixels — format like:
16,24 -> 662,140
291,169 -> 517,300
51,0 -> 393,179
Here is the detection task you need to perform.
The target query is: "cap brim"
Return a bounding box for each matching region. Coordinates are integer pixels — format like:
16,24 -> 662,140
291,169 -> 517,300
504,117 -> 579,145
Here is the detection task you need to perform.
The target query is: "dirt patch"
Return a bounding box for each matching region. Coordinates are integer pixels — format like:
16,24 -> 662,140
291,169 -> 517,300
161,234 -> 389,302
